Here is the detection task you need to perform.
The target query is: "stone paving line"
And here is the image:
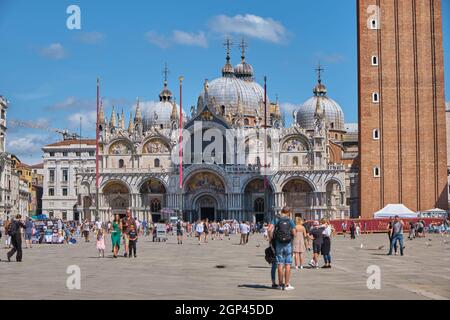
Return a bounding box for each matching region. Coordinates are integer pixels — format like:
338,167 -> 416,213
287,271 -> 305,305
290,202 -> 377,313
0,233 -> 449,300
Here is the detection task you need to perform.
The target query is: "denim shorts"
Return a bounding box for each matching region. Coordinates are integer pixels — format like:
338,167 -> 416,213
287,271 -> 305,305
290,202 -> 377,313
275,242 -> 293,265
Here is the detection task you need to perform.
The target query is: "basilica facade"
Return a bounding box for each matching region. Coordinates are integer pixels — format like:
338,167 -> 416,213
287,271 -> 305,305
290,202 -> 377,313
77,45 -> 356,223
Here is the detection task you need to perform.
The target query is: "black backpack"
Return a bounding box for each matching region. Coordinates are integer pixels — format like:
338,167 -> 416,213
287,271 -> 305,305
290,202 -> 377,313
264,246 -> 275,264
8,221 -> 18,237
274,218 -> 292,244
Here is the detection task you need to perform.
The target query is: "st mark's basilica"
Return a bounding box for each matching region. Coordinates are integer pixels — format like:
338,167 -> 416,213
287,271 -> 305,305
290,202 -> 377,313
76,42 -> 358,223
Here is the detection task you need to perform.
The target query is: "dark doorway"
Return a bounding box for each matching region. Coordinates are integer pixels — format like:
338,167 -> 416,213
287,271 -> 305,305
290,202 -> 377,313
255,214 -> 265,223
152,214 -> 162,223
201,208 -> 215,221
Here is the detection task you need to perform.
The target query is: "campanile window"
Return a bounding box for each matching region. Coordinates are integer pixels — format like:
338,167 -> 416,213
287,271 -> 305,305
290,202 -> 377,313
372,92 -> 380,103
373,129 -> 380,140
372,55 -> 378,66
373,167 -> 381,178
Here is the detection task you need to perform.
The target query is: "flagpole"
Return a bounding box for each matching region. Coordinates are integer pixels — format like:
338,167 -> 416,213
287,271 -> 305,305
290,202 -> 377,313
95,78 -> 100,222
179,76 -> 184,219
264,76 -> 269,222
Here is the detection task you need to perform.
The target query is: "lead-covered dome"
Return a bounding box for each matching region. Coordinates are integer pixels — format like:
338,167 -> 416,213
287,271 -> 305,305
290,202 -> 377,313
296,80 -> 345,131
201,77 -> 267,117
197,44 -> 268,119
143,81 -> 179,131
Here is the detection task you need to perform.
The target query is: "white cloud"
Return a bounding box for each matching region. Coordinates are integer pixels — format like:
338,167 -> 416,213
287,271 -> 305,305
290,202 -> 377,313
38,43 -> 67,60
47,97 -> 95,111
209,14 -> 288,43
145,31 -> 171,49
173,31 -> 208,48
280,102 -> 298,121
145,30 -> 208,48
315,52 -> 346,64
7,134 -> 52,163
67,111 -> 97,132
76,31 -> 105,44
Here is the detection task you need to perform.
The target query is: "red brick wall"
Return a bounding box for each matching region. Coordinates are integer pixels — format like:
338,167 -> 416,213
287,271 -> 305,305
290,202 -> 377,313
358,0 -> 448,218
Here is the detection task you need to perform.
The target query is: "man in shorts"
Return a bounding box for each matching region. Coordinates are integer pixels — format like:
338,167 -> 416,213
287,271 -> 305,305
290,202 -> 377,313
195,220 -> 204,245
121,210 -> 136,257
24,218 -> 34,249
268,207 -> 296,291
309,221 -> 325,269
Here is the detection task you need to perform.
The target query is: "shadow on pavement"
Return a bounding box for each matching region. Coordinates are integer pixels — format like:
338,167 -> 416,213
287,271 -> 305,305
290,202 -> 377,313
238,284 -> 275,290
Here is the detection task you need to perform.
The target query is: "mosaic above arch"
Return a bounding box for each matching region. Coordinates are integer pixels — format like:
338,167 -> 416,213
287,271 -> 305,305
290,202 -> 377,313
109,141 -> 133,155
282,137 -> 309,152
186,172 -> 225,193
143,139 -> 170,154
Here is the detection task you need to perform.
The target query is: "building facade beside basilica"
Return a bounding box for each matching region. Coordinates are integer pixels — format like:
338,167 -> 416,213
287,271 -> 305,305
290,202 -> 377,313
76,46 -> 358,223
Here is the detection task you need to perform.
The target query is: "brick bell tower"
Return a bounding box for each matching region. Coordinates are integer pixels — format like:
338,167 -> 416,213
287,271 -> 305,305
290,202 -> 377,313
357,0 -> 448,218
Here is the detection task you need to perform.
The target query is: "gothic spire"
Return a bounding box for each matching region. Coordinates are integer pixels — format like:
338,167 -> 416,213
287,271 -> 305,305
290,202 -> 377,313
110,106 -> 117,127
120,108 -> 125,129
99,99 -> 105,123
128,112 -> 134,133
135,97 -> 142,122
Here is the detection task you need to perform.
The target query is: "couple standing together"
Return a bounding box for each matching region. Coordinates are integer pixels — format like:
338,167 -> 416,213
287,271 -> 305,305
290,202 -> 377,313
110,210 -> 138,258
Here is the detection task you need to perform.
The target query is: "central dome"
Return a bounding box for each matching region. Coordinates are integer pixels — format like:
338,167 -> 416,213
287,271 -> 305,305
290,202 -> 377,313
201,77 -> 266,117
197,44 -> 268,119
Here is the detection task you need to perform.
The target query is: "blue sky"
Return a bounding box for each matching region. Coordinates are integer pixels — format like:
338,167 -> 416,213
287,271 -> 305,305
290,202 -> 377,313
0,0 -> 449,164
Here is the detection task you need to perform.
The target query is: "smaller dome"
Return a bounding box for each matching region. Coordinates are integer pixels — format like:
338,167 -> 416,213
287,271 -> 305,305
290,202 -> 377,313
235,62 -> 254,81
313,82 -> 327,96
222,62 -> 234,76
143,101 -> 179,131
143,80 -> 179,131
297,96 -> 345,132
159,82 -> 173,102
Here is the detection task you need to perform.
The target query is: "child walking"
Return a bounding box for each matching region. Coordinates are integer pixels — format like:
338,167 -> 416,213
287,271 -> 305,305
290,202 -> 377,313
128,225 -> 138,258
96,229 -> 106,258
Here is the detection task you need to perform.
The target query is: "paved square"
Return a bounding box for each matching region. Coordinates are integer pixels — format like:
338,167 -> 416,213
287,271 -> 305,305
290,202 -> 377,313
1,233 -> 449,300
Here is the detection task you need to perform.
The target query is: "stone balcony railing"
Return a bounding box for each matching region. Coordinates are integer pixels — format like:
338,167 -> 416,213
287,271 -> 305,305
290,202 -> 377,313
75,163 -> 346,176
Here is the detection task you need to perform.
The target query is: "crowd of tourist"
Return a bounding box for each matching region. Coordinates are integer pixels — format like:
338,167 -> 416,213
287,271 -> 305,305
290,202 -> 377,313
265,207 -> 336,291
1,209 -> 448,293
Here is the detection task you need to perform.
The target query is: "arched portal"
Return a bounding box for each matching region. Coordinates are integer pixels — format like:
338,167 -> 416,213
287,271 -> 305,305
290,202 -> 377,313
103,181 -> 130,216
282,179 -> 314,217
194,194 -> 218,222
244,178 -> 274,223
139,179 -> 166,222
184,171 -> 226,222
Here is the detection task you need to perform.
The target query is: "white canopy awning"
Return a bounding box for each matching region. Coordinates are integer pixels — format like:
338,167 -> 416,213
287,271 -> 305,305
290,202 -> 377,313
423,208 -> 446,213
374,204 -> 418,219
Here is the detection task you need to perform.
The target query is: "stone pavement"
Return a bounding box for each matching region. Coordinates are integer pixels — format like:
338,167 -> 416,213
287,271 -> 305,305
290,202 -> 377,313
0,233 -> 449,300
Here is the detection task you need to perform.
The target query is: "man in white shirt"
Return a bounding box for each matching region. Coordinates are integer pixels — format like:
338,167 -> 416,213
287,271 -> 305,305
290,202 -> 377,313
195,220 -> 204,245
239,221 -> 249,245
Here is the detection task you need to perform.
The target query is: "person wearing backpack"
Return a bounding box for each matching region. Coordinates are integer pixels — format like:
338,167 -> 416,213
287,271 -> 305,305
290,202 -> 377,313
268,207 -> 296,291
6,215 -> 26,262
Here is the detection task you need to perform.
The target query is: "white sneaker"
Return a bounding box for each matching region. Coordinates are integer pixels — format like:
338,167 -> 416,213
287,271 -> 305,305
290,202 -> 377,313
284,284 -> 295,291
